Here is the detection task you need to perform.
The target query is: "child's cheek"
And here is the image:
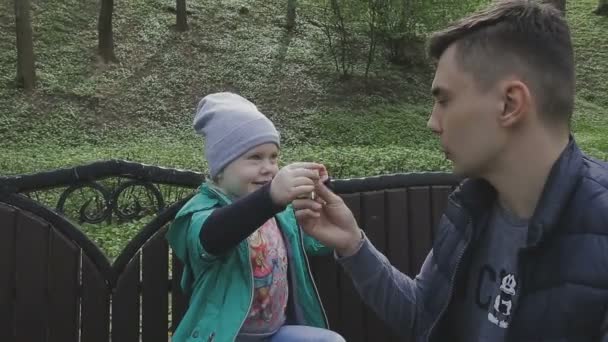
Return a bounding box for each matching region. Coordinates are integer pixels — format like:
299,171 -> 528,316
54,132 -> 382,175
223,177 -> 247,197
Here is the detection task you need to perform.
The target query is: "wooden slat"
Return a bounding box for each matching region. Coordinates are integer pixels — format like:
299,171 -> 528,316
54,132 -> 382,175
386,189 -> 410,275
171,251 -> 188,333
81,254 -> 110,342
142,232 -> 169,342
112,253 -> 141,342
15,210 -> 49,342
48,229 -> 80,342
338,193 -> 366,342
0,203 -> 17,342
310,255 -> 340,333
408,187 -> 433,274
385,189 -> 412,342
361,191 -> 395,342
430,186 -> 452,240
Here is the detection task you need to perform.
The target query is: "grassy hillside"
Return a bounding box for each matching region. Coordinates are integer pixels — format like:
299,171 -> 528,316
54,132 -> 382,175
2,0 -> 605,258
0,0 -> 606,180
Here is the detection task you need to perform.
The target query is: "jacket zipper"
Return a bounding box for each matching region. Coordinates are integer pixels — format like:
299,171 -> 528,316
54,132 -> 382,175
210,186 -> 325,339
203,188 -> 254,342
426,201 -> 472,341
297,221 -> 330,328
207,186 -> 256,342
233,243 -> 255,342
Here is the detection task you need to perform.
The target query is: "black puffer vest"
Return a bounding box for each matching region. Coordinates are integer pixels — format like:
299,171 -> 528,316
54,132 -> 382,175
423,139 -> 608,342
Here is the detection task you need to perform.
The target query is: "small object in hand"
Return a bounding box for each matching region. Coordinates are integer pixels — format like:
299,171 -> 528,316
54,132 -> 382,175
311,177 -> 333,200
297,192 -> 313,200
296,192 -> 312,199
295,173 -> 332,200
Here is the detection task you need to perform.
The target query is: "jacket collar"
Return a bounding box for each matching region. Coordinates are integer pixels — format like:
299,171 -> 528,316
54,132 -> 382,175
525,135 -> 583,246
450,135 -> 584,247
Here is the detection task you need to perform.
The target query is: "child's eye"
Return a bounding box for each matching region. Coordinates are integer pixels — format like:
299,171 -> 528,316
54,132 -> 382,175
248,154 -> 262,160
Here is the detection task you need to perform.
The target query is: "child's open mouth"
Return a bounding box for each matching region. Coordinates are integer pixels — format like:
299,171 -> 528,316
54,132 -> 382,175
252,181 -> 271,186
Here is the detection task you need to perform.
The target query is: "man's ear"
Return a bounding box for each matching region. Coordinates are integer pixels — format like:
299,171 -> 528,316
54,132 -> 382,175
499,80 -> 531,128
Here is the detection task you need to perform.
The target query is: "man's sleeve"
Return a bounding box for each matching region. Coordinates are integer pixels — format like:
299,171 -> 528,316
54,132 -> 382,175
336,233 -> 435,338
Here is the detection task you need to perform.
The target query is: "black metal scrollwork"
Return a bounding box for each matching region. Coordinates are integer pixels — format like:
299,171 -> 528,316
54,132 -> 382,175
56,182 -> 112,224
112,180 -> 165,221
56,180 -> 167,224
0,160 -> 207,226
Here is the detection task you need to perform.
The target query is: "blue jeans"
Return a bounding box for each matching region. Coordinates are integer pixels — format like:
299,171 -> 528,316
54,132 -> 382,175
269,325 -> 346,342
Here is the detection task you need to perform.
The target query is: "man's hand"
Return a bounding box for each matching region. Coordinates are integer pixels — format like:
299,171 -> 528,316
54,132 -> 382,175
293,179 -> 362,256
270,162 -> 326,207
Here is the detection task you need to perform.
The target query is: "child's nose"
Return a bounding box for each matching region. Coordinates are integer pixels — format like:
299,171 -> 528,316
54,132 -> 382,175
261,160 -> 277,174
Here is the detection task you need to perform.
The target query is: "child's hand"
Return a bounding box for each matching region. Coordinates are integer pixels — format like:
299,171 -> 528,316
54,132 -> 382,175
270,162 -> 327,206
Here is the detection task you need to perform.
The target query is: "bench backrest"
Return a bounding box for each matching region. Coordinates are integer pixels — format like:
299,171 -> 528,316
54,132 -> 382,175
0,160 -> 460,342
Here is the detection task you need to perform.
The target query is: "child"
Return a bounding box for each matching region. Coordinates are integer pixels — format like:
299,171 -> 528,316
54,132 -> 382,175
166,92 -> 345,342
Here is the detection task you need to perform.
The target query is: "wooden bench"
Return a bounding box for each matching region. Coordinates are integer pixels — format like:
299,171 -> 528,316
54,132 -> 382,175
0,160 -> 461,342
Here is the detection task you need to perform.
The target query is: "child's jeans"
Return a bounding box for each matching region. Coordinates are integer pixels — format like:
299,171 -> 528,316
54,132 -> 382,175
237,325 -> 346,342
270,325 -> 345,342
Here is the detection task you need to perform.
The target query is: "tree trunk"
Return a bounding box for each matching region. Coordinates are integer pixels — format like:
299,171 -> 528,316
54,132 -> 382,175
14,0 -> 35,90
176,0 -> 188,31
286,0 -> 297,30
365,0 -> 378,80
545,0 -> 566,13
594,0 -> 608,15
98,0 -> 118,63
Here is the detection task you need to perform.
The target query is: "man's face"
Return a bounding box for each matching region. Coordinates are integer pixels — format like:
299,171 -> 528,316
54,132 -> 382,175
427,44 -> 508,178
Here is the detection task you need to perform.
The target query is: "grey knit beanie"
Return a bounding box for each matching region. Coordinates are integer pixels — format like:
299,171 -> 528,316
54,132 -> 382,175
193,92 -> 280,178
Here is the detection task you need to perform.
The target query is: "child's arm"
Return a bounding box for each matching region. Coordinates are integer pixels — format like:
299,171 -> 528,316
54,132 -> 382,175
200,183 -> 285,256
201,162 -> 325,256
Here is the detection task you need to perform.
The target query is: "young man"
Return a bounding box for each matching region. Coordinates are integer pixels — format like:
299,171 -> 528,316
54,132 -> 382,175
294,0 -> 608,341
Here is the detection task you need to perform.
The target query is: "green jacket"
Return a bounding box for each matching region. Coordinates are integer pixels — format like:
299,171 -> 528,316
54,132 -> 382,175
166,182 -> 331,342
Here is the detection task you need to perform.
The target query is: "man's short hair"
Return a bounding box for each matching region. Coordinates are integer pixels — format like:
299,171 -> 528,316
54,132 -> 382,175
428,0 -> 575,124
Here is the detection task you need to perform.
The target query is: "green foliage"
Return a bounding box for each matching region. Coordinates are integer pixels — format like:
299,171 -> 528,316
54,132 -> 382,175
81,216 -> 155,261
314,0 -> 365,77
0,101 -> 449,181
309,0 -> 492,75
569,0 -> 608,108
282,145 -> 450,177
309,103 -> 436,146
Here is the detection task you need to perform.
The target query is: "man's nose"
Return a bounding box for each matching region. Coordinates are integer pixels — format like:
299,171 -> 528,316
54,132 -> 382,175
427,111 -> 442,135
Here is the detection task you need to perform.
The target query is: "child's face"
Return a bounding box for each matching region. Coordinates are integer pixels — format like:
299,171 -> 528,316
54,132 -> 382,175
217,143 -> 279,198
